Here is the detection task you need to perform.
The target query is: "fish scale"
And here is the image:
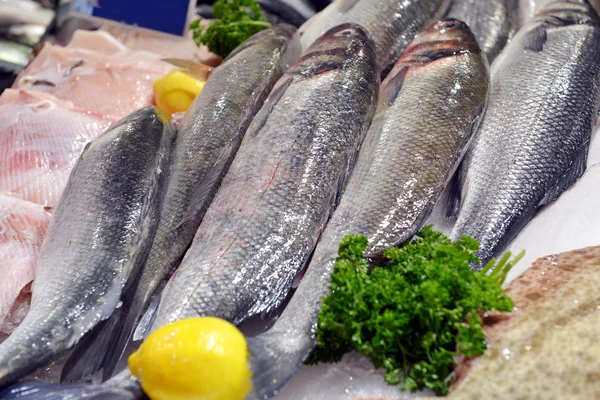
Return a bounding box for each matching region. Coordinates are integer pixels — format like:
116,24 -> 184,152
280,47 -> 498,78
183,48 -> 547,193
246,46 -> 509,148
151,23 -> 379,331
452,0 -> 600,265
247,19 -> 489,399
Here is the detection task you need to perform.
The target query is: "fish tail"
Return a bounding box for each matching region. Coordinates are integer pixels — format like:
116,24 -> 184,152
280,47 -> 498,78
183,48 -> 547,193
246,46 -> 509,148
0,381 -> 137,400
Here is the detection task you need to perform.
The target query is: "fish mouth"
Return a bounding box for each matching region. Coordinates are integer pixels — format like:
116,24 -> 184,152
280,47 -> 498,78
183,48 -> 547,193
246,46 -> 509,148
532,0 -> 600,28
400,18 -> 482,64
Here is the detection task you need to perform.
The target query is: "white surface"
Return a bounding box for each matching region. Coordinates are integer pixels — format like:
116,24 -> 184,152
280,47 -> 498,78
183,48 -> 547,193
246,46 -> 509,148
278,353 -> 432,400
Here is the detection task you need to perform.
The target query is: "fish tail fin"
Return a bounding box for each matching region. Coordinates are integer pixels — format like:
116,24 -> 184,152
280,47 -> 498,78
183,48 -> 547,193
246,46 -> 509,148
0,381 -> 137,400
60,305 -> 126,383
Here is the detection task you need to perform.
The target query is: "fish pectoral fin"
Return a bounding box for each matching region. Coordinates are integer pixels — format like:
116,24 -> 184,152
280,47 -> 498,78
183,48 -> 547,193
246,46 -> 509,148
445,167 -> 463,219
539,145 -> 588,206
381,66 -> 407,106
244,77 -> 293,143
132,292 -> 161,342
523,25 -> 548,52
60,307 -> 125,384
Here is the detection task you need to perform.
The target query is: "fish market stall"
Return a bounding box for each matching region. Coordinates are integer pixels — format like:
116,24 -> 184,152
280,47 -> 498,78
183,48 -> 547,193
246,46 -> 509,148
1,0 -> 600,400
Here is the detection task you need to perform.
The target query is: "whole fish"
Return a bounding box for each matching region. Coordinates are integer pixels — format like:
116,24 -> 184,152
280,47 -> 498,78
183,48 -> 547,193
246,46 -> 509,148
446,0 -> 519,62
151,23 -> 379,333
66,25 -> 301,381
0,107 -> 172,386
246,18 -> 489,398
451,0 -> 600,265
298,0 -> 446,71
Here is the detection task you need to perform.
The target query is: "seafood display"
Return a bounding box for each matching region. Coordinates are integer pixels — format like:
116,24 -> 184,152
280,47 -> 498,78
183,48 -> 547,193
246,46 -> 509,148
1,0 -> 600,399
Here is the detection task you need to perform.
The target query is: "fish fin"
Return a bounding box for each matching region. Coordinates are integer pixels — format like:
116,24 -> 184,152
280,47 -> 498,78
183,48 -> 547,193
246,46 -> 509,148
445,169 -> 462,219
247,335 -> 306,399
381,66 -> 407,106
539,146 -> 588,206
178,147 -> 234,226
523,25 -> 547,52
132,291 -> 161,342
0,382 -> 137,400
244,77 -> 293,143
60,307 -> 124,384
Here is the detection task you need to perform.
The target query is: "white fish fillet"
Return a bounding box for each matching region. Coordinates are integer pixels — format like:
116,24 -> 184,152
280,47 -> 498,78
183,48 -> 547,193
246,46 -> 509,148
0,194 -> 51,336
0,89 -> 114,207
13,31 -> 174,120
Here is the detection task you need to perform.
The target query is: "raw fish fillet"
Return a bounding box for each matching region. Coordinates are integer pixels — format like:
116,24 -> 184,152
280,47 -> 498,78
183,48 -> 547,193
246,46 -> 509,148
0,89 -> 114,207
13,31 -> 174,120
0,194 -> 51,336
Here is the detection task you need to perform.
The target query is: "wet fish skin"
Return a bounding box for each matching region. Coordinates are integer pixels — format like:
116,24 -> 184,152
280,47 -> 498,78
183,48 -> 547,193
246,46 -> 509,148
247,19 -> 489,398
298,0 -> 445,71
152,23 -> 379,331
0,107 -> 172,387
92,25 -> 300,380
451,0 -> 600,265
446,0 -> 519,63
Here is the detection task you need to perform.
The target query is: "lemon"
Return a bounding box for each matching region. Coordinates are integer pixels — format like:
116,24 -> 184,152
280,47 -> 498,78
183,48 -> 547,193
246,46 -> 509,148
129,317 -> 252,400
153,69 -> 205,114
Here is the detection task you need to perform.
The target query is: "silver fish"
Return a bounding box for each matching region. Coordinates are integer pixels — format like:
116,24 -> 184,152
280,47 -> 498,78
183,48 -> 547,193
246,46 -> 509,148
0,107 -> 173,386
298,0 -> 446,71
75,25 -> 300,380
151,23 -> 379,332
247,19 -> 489,398
446,0 -> 519,62
451,0 -> 600,265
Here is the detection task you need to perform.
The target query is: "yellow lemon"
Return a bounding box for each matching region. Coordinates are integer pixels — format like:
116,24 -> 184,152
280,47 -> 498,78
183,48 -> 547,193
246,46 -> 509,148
153,69 -> 205,114
129,317 -> 252,400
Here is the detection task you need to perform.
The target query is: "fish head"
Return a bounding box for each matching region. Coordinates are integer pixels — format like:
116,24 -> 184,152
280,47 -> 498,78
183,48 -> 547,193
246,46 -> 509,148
381,18 -> 485,106
287,23 -> 378,79
532,0 -> 600,27
398,19 -> 482,65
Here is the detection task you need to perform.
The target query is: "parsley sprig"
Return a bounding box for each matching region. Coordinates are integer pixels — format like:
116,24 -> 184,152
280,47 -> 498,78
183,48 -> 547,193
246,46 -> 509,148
190,0 -> 272,59
308,226 -> 523,395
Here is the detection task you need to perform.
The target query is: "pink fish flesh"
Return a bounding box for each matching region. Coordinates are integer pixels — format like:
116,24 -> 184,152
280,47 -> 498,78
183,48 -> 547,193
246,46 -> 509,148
0,89 -> 115,207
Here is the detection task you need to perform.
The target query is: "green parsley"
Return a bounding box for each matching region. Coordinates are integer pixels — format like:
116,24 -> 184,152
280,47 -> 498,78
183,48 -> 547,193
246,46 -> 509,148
307,226 -> 524,395
189,0 -> 272,59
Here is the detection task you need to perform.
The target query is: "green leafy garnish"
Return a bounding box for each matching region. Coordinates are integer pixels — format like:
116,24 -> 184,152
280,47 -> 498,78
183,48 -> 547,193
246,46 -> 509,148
189,0 -> 272,58
307,226 -> 524,395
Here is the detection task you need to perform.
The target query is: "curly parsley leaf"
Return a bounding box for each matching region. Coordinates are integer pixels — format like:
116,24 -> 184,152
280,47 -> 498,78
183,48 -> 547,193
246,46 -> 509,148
307,226 -> 523,395
189,0 -> 272,58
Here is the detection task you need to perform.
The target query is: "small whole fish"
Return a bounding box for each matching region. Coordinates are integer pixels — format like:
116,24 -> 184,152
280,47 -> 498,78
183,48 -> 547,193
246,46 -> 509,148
446,0 -> 519,62
0,107 -> 172,386
298,0 -> 446,71
451,0 -> 600,265
151,23 -> 379,332
247,18 -> 489,398
71,25 -> 301,381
